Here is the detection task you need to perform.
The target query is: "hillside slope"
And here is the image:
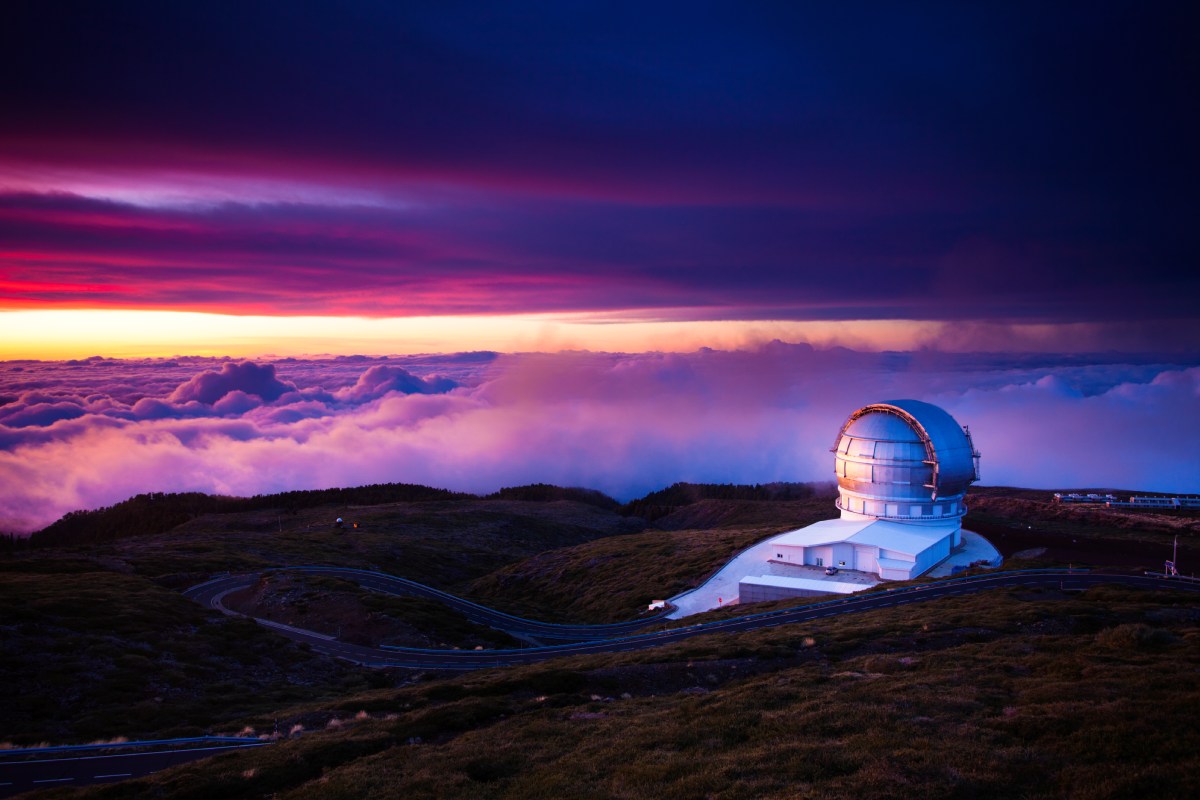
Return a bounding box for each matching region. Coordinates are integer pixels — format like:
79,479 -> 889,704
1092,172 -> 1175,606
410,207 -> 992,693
466,495 -> 838,623
4,480 -> 1197,774
46,583 -> 1200,800
0,565 -> 373,744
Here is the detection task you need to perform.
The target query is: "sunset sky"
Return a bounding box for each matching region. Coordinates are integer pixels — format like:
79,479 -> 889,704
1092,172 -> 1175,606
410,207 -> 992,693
2,2 -> 1196,355
2,3 -> 1197,529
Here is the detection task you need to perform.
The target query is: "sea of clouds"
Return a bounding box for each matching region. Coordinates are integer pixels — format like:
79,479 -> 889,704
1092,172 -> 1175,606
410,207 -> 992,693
2,344 -> 1198,533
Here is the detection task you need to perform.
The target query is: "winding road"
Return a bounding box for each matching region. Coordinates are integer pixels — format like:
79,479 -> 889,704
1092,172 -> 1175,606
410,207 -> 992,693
185,566 -> 1200,670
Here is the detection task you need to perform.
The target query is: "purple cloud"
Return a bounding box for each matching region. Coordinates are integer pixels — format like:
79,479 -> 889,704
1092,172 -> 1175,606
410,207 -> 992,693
168,361 -> 295,405
2,348 -> 1198,534
0,399 -> 86,428
130,397 -> 212,421
336,365 -> 457,403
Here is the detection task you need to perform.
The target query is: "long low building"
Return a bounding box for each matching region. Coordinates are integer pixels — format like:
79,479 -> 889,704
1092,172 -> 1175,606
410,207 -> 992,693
739,574 -> 865,603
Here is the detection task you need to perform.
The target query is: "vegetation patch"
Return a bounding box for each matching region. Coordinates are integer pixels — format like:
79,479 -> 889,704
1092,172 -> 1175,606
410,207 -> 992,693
222,573 -> 520,650
54,584 -> 1200,800
0,570 -> 372,745
3,482 -> 1199,797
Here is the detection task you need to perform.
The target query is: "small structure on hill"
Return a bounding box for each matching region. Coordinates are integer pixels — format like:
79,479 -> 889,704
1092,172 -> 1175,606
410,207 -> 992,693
739,400 -> 981,604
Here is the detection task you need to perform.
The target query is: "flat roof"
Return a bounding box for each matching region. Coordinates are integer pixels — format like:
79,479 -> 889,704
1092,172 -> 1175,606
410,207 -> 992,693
769,517 -> 955,556
738,574 -> 864,595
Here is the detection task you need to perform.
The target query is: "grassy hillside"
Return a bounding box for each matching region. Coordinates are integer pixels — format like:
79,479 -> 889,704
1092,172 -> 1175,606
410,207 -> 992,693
30,497 -> 646,588
4,479 -> 1198,790
0,564 -> 374,745
44,583 -> 1200,800
466,494 -> 837,624
223,573 -> 520,649
467,527 -> 770,623
0,492 -> 643,745
27,484 -> 473,547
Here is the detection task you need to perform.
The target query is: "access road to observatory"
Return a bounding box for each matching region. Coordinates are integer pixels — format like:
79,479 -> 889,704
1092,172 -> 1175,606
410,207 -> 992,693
186,567 -> 1198,670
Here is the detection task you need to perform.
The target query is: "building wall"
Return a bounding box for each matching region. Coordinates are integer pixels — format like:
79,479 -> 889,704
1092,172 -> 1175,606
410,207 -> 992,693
912,531 -> 952,575
807,545 -> 834,567
774,544 -> 805,564
739,581 -> 834,604
879,563 -> 915,580
854,544 -> 880,574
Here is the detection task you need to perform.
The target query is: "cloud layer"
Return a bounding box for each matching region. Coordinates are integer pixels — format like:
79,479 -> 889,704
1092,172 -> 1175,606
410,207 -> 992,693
2,348 -> 1197,533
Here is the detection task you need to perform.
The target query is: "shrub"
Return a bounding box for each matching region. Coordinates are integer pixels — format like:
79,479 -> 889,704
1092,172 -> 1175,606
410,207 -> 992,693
1095,623 -> 1176,650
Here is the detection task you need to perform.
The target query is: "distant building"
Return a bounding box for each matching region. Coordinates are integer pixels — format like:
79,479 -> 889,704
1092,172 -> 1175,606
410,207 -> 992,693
739,400 -> 981,603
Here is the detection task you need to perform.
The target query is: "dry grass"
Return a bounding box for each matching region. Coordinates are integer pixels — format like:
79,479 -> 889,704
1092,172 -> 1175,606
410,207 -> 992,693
465,494 -> 836,624
0,571 -> 373,744
58,584 -> 1200,800
7,484 -> 1200,798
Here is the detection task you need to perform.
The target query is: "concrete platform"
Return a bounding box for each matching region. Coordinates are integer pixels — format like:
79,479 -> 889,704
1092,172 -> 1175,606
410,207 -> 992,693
666,528 -> 1002,618
925,529 -> 1002,577
666,540 -> 882,619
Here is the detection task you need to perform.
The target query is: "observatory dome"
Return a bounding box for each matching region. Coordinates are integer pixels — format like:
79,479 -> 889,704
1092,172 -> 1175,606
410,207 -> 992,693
833,399 -> 979,523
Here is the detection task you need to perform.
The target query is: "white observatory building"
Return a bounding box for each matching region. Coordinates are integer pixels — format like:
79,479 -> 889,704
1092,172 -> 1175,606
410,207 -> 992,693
735,400 -> 982,605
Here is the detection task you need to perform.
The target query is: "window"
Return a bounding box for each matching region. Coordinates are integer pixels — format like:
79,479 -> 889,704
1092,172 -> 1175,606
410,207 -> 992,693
838,560 -> 846,567
815,557 -> 824,566
777,553 -> 783,559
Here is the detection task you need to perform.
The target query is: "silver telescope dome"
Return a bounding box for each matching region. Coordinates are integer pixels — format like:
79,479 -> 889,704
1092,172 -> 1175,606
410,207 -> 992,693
832,399 -> 980,522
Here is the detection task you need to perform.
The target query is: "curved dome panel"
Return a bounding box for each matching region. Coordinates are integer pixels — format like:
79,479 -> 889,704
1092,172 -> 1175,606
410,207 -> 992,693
882,399 -> 979,491
832,399 -> 979,522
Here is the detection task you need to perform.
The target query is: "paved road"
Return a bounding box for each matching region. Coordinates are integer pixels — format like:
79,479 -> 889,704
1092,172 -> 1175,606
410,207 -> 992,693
0,740 -> 268,798
185,568 -> 1200,670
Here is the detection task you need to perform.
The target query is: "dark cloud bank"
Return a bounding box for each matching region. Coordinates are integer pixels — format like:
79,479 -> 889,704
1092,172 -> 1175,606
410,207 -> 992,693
2,347 -> 1197,533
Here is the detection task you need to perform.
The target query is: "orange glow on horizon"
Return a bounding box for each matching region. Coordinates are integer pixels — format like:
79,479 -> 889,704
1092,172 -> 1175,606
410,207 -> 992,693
0,309 -> 1149,359
0,309 -> 951,359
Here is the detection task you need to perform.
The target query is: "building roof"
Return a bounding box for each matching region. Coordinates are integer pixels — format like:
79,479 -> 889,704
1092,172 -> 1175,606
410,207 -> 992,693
769,517 -> 955,557
739,574 -> 863,595
884,399 -> 979,488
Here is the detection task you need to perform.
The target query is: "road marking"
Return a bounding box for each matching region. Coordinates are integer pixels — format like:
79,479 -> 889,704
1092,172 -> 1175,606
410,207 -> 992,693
34,777 -> 75,783
94,773 -> 132,778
